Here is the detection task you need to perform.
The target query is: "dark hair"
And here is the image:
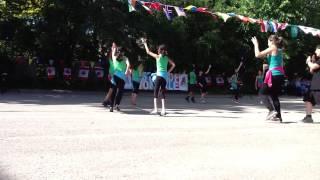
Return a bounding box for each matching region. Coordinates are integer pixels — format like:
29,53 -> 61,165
268,35 -> 284,48
158,44 -> 168,55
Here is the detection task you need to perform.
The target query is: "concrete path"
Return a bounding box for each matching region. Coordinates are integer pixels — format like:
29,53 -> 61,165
0,90 -> 320,180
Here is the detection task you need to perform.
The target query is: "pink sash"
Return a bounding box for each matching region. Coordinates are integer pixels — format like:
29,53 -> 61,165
264,67 -> 285,87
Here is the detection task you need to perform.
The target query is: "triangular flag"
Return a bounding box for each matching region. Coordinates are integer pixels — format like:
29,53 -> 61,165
163,5 -> 177,20
142,2 -> 162,11
128,0 -> 137,12
174,7 -> 186,17
291,25 -> 299,38
298,26 -> 320,36
196,7 -> 207,13
216,12 -> 231,22
141,3 -> 152,14
184,5 -> 197,12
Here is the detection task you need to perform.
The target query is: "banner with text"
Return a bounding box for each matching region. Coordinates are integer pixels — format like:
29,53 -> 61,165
124,72 -> 188,91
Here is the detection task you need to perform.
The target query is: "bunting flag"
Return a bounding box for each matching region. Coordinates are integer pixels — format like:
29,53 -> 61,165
270,22 -> 278,32
216,12 -> 231,22
131,0 -> 320,38
142,2 -> 162,11
63,68 -> 72,80
47,67 -> 56,80
259,19 -> 266,32
140,3 -> 153,14
174,7 -> 186,17
298,26 -> 320,36
163,5 -> 176,20
128,0 -> 137,12
290,25 -> 299,39
196,7 -> 207,13
184,5 -> 197,12
277,22 -> 288,31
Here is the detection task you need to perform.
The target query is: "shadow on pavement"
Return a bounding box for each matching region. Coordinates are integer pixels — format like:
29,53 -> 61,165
1,90 -> 318,120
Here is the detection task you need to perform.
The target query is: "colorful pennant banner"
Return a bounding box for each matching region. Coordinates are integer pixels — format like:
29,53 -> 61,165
128,0 -> 320,38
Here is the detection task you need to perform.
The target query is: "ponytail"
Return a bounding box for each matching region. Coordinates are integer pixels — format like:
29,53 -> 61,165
268,35 -> 284,49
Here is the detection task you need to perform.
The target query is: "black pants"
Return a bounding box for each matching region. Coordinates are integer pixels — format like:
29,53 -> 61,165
111,75 -> 125,107
154,76 -> 167,99
232,88 -> 239,100
260,75 -> 284,118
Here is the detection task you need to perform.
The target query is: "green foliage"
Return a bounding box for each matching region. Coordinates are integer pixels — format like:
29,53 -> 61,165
0,0 -> 319,85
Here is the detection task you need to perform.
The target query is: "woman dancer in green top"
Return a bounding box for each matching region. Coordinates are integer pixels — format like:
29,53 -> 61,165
142,38 -> 176,116
251,35 -> 285,122
102,43 -> 116,107
255,69 -> 264,92
109,46 -> 130,112
185,64 -> 197,103
130,62 -> 144,105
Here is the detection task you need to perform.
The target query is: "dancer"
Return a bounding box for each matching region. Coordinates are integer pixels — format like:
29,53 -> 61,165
131,62 -> 144,105
255,69 -> 264,92
185,64 -> 197,103
230,62 -> 243,103
142,38 -> 175,116
301,45 -> 320,123
109,46 -> 130,112
251,35 -> 285,122
102,43 -> 116,107
198,64 -> 212,103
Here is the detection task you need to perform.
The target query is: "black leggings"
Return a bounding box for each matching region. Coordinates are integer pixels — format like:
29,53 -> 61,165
260,75 -> 284,118
233,88 -> 239,100
154,76 -> 167,99
111,75 -> 125,107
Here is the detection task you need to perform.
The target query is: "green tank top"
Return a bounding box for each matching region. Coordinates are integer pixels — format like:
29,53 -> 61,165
189,71 -> 196,85
108,59 -> 114,75
156,55 -> 169,72
267,49 -> 283,76
132,69 -> 140,82
113,59 -> 126,73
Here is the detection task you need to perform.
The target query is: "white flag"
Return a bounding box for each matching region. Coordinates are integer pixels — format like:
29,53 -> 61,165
174,7 -> 186,17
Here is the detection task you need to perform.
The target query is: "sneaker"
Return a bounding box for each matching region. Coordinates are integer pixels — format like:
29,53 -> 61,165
270,117 -> 281,122
160,111 -> 166,116
302,116 -> 313,123
150,110 -> 158,115
233,99 -> 240,104
191,97 -> 195,103
115,105 -> 120,111
102,101 -> 109,107
109,107 -> 113,112
266,111 -> 277,120
185,97 -> 190,103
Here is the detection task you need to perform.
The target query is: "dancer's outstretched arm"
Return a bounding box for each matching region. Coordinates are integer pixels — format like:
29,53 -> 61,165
251,37 -> 274,58
142,39 -> 159,59
205,64 -> 212,75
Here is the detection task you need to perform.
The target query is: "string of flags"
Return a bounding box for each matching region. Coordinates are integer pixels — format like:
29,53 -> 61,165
128,0 -> 320,38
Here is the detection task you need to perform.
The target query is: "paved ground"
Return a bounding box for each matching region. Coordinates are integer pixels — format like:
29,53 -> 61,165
0,90 -> 320,180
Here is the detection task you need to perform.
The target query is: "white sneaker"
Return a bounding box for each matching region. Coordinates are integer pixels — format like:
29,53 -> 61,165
150,110 -> 158,115
266,111 -> 277,120
160,111 -> 166,116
